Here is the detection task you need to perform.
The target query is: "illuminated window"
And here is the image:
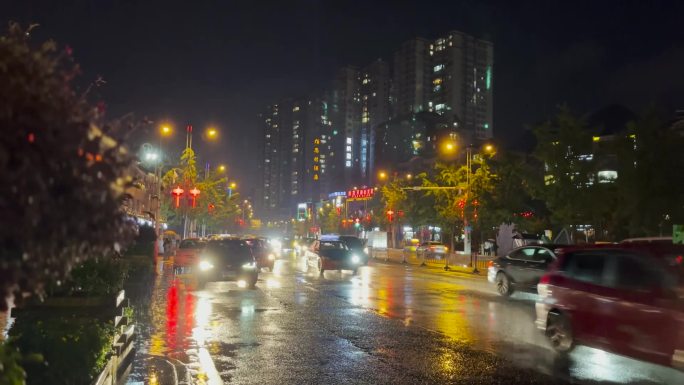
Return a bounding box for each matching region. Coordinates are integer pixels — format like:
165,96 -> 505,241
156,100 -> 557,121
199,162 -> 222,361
435,103 -> 445,111
346,153 -> 351,160
598,170 -> 618,183
293,106 -> 300,112
346,137 -> 352,144
346,146 -> 352,152
345,160 -> 351,167
434,64 -> 444,72
433,78 -> 442,85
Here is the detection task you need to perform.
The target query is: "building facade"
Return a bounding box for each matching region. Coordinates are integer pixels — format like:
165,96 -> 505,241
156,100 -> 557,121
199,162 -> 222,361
261,30 -> 494,218
428,31 -> 494,140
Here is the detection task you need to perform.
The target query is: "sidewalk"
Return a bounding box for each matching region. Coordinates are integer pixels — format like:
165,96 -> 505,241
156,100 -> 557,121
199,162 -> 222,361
370,248 -> 491,278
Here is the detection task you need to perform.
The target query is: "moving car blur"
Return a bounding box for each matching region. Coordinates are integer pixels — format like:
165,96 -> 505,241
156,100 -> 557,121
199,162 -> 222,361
305,238 -> 364,276
487,244 -> 565,296
535,246 -> 684,370
195,237 -> 259,289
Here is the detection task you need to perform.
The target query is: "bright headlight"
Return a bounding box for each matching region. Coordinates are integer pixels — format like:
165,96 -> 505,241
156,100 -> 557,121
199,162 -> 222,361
199,260 -> 214,271
363,247 -> 369,255
271,239 -> 282,250
242,262 -> 257,269
268,253 -> 276,261
351,255 -> 360,264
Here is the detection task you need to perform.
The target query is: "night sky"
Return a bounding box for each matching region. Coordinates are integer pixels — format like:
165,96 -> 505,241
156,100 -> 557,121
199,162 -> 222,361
4,0 -> 684,197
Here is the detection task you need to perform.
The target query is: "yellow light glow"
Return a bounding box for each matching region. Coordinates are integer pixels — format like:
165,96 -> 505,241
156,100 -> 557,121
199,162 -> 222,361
160,125 -> 172,136
406,173 -> 412,180
484,144 -> 494,153
230,182 -> 237,189
206,128 -> 218,140
378,171 -> 387,180
592,136 -> 600,142
218,165 -> 226,172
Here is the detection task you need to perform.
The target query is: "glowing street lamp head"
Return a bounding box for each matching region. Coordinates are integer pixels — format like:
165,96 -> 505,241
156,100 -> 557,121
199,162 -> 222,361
378,171 -> 387,180
229,182 -> 237,189
218,164 -> 226,172
484,144 -> 495,153
206,127 -> 218,140
160,125 -> 172,136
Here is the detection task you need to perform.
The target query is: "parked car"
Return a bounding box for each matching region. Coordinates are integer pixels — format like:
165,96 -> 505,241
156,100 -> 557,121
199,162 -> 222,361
174,238 -> 206,266
535,247 -> 684,370
487,244 -> 565,296
195,237 -> 258,289
243,237 -> 275,272
416,241 -> 448,258
305,239 -> 363,275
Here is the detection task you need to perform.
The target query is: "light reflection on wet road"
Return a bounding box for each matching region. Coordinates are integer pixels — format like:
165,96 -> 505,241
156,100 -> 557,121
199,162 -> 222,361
127,254 -> 684,385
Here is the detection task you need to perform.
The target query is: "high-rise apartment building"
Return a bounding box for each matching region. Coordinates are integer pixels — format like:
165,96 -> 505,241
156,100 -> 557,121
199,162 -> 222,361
262,30 -> 493,217
429,31 -> 494,140
392,38 -> 431,117
261,101 -> 292,214
330,66 -> 361,184
261,98 -> 332,218
360,59 -> 391,183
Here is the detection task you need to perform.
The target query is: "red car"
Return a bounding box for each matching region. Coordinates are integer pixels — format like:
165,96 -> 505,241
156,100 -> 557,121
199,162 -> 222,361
535,246 -> 684,370
174,238 -> 206,266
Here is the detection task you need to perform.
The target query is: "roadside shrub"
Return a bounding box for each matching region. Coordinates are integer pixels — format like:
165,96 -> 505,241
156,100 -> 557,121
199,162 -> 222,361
10,314 -> 116,385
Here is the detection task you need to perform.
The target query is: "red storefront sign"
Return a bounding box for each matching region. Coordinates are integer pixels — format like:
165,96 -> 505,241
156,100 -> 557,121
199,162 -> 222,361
346,188 -> 374,200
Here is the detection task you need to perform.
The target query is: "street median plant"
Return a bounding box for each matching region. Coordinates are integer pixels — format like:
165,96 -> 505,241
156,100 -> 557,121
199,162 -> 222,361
9,314 -> 116,385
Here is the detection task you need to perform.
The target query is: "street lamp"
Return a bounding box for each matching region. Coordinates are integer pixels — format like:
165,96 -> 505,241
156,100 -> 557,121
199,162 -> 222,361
217,164 -> 226,173
160,125 -> 172,137
378,170 -> 387,181
206,127 -> 218,140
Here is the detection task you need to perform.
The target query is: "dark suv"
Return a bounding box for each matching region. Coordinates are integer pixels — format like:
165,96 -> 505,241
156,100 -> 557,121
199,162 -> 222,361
487,244 -> 566,296
535,247 -> 684,370
195,237 -> 259,289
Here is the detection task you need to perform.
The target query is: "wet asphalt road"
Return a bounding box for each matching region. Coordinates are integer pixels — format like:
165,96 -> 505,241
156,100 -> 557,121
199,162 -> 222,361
127,253 -> 684,385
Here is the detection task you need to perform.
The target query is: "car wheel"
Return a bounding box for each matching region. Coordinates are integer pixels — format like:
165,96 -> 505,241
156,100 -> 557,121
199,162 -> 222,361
547,312 -> 574,353
495,272 -> 513,297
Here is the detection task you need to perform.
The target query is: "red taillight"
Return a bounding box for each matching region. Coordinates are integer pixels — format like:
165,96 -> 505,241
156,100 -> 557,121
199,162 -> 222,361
677,255 -> 683,265
487,260 -> 494,268
539,274 -> 551,284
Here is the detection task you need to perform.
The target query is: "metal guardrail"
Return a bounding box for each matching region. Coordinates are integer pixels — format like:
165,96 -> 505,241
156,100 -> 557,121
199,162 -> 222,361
92,290 -> 136,385
370,247 -> 493,273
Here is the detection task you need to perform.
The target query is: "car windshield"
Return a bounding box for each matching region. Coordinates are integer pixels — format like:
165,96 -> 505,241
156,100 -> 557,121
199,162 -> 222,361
207,240 -> 253,263
341,237 -> 363,249
179,239 -> 204,249
320,241 -> 348,251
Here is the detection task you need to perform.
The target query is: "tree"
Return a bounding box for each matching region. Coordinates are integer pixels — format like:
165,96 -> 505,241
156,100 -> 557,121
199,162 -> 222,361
0,23 -> 135,310
532,106 -> 598,237
612,109 -> 684,238
479,152 -> 549,236
162,147 -> 239,234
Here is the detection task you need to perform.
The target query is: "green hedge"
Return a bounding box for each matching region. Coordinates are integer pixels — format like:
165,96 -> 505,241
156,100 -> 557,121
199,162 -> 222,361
9,314 -> 116,385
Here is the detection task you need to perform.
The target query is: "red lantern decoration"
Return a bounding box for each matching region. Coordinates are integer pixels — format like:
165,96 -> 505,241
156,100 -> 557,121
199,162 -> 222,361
171,186 -> 184,208
386,210 -> 395,223
208,203 -> 215,214
189,187 -> 200,208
